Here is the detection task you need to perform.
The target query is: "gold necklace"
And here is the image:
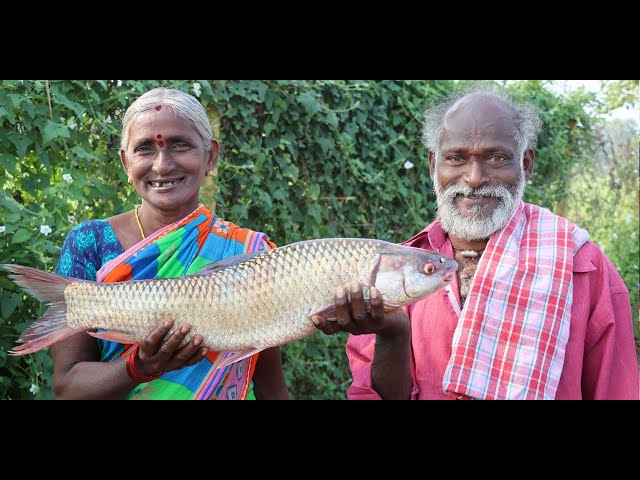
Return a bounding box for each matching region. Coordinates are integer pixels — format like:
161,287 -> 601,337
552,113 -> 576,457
134,205 -> 146,240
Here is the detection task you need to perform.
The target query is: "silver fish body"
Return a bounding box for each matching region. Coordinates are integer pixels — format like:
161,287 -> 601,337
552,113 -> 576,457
3,238 -> 457,356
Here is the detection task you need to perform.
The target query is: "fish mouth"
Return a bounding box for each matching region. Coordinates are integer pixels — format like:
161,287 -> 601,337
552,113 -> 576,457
148,177 -> 185,189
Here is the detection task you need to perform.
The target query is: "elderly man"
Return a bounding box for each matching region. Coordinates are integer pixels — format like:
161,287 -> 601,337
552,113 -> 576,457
312,85 -> 639,400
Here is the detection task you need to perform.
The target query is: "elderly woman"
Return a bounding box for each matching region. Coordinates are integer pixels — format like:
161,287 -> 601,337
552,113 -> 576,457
51,87 -> 289,400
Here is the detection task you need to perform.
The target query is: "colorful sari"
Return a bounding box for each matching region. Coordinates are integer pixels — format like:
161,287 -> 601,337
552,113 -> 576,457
95,204 -> 275,400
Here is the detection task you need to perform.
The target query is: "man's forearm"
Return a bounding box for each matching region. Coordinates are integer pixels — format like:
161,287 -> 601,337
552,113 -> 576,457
371,326 -> 413,400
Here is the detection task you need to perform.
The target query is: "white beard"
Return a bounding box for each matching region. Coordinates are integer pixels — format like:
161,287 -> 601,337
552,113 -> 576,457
433,168 -> 525,241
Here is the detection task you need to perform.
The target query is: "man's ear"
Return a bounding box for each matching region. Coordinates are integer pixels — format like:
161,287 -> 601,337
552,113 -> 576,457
428,151 -> 436,179
523,148 -> 535,180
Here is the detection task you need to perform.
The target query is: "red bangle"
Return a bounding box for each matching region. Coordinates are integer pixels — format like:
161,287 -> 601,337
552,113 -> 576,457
125,344 -> 164,383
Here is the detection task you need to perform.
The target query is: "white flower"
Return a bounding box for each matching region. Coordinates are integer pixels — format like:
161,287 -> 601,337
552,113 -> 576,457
63,173 -> 73,182
117,80 -> 123,87
0,226 -> 5,233
40,225 -> 52,236
29,383 -> 39,395
67,119 -> 77,130
193,82 -> 202,97
67,215 -> 76,223
403,161 -> 415,170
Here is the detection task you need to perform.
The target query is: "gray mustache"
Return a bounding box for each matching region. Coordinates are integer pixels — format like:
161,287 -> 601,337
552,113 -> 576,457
442,184 -> 514,200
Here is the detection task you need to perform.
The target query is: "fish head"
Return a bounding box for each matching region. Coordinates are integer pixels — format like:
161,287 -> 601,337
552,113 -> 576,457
373,243 -> 458,308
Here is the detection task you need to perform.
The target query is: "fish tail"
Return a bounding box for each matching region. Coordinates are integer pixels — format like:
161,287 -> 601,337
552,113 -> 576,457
1,264 -> 81,356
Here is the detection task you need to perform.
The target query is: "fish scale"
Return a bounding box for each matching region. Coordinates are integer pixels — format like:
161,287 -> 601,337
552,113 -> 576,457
2,238 -> 458,359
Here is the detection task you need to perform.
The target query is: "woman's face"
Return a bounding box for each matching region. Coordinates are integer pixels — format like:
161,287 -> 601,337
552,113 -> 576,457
120,107 -> 218,216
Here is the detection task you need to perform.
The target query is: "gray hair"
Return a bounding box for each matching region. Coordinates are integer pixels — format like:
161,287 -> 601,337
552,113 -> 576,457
120,87 -> 213,152
421,83 -> 542,159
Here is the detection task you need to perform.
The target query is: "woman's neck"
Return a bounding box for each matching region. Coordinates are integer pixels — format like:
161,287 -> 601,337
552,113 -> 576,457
138,202 -> 201,237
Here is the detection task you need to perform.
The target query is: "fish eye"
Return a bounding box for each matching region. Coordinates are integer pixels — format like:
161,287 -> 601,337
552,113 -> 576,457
423,263 -> 436,275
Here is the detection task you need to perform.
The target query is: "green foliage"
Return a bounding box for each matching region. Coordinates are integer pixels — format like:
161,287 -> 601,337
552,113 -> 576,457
562,119 -> 640,338
598,80 -> 639,112
1,80 -> 631,400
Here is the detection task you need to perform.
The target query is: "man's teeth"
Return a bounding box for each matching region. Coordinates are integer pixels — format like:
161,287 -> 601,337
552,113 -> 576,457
150,179 -> 180,187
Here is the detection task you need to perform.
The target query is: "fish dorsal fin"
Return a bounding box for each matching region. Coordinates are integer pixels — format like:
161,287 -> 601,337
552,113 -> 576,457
195,251 -> 265,275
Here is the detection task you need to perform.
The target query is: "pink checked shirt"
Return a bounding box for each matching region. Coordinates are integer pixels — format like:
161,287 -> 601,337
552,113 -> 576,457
346,221 -> 639,400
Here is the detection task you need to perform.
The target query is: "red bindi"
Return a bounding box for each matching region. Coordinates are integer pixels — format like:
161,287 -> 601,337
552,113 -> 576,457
156,134 -> 162,139
155,105 -> 162,111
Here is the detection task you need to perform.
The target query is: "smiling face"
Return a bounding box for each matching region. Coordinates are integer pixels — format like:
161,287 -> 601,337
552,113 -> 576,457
430,96 -> 534,241
120,107 -> 218,217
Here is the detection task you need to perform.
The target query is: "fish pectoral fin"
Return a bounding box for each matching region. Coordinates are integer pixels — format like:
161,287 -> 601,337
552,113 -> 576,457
310,305 -> 337,322
217,347 -> 267,370
87,330 -> 140,344
192,251 -> 265,275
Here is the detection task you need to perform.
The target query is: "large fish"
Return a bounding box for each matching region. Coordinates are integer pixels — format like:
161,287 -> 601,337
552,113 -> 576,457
2,238 -> 457,368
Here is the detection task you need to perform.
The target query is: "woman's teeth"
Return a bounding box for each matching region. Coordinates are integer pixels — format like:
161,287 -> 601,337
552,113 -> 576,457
149,179 -> 181,188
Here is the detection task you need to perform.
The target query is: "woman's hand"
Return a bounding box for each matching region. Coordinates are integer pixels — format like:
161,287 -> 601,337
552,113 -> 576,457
135,319 -> 208,376
311,283 -> 409,337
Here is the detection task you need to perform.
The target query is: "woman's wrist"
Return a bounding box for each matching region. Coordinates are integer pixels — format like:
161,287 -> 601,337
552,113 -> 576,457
125,344 -> 163,383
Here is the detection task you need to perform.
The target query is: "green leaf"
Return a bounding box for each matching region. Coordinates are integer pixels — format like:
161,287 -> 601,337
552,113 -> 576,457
325,111 -> 338,128
12,228 -> 31,245
317,138 -> 334,155
281,163 -> 299,182
264,122 -> 277,137
308,183 -> 320,201
7,132 -> 32,159
53,91 -> 87,118
41,121 -> 70,144
39,150 -> 51,175
1,292 -> 21,318
298,92 -> 321,117
0,106 -> 15,124
71,145 -> 99,161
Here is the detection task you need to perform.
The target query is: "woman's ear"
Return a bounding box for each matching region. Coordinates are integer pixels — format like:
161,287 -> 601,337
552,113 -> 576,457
208,139 -> 220,172
120,149 -> 131,180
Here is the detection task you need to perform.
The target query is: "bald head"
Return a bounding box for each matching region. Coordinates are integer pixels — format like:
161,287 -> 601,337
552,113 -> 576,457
440,95 -> 521,164
444,95 -> 515,140
422,84 -> 542,160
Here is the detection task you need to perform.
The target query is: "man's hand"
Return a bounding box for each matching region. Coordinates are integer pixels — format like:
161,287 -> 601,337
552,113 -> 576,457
311,283 -> 409,337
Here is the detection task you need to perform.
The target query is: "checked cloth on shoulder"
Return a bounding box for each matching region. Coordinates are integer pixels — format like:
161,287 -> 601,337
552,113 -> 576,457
443,202 -> 589,400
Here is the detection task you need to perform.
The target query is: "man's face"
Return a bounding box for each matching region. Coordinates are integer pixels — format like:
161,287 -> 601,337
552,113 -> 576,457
430,96 -> 534,241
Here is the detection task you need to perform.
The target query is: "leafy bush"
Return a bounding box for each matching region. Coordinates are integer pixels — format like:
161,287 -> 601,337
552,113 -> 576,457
1,80 -> 631,400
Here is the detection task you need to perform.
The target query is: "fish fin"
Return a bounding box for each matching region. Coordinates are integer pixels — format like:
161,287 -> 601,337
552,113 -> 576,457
1,264 -> 82,356
310,305 -> 337,321
87,330 -> 140,344
217,347 -> 267,370
194,251 -> 265,275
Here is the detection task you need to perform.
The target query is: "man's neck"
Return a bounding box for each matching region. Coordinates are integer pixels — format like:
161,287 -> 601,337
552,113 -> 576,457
447,234 -> 488,253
